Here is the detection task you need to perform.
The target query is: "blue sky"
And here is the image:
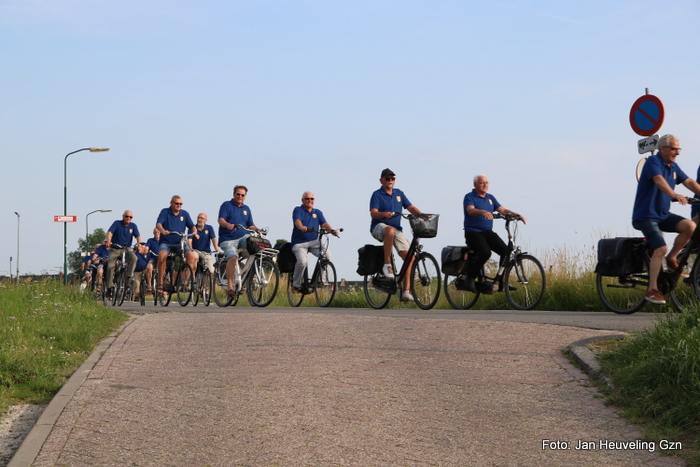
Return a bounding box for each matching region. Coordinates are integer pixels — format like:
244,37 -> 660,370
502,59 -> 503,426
2,0 -> 700,281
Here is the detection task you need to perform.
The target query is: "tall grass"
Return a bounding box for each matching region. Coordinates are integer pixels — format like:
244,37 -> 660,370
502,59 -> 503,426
0,279 -> 127,417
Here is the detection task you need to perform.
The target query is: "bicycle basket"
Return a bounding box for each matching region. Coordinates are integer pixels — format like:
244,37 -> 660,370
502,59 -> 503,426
247,236 -> 271,255
409,214 -> 439,238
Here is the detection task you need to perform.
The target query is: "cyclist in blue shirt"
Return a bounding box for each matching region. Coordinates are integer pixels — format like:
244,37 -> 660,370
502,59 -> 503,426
143,229 -> 161,294
464,175 -> 525,293
632,134 -> 700,305
218,185 -> 259,297
192,213 -> 220,274
290,191 -> 339,293
105,210 -> 142,292
369,168 -> 423,302
155,195 -> 198,293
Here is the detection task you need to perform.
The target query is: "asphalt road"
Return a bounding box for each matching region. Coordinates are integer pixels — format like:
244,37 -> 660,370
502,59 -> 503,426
116,302 -> 661,333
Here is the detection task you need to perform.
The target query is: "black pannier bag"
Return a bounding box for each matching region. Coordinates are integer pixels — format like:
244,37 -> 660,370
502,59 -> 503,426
441,246 -> 467,275
246,236 -> 272,255
276,242 -> 296,273
356,244 -> 384,276
594,237 -> 646,276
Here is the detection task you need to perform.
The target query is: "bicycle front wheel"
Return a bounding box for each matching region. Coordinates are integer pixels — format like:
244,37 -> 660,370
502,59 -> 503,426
201,270 -> 212,306
287,273 -> 304,307
504,254 -> 546,310
212,260 -> 233,307
138,276 -> 147,306
364,274 -> 392,309
314,261 -> 337,307
159,269 -> 173,307
410,252 -> 441,310
444,274 -> 480,310
247,258 -> 279,307
176,264 -> 193,306
191,269 -> 201,306
113,268 -> 125,307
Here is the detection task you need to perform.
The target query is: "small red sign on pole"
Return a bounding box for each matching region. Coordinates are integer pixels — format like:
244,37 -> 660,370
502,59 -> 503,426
54,216 -> 77,222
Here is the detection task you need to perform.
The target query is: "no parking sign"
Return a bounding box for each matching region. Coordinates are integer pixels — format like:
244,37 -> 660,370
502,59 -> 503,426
629,94 -> 665,136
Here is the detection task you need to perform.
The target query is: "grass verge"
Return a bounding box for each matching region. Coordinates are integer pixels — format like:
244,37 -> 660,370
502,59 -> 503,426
597,311 -> 700,466
0,279 -> 128,418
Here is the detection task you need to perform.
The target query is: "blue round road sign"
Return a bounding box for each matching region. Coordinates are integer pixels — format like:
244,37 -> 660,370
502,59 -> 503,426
629,94 -> 664,136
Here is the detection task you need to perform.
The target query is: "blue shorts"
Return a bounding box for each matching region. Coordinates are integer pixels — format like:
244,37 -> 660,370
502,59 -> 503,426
159,242 -> 192,255
220,235 -> 250,259
632,214 -> 686,251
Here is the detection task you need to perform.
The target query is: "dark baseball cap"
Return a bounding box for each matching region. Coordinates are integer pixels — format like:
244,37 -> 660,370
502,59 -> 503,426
381,168 -> 395,177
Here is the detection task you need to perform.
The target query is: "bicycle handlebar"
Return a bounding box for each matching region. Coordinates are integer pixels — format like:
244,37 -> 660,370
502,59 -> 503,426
493,212 -> 523,222
307,227 -> 343,236
232,224 -> 269,236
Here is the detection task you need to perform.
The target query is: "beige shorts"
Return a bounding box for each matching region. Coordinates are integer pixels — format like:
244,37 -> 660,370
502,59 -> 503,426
371,223 -> 410,252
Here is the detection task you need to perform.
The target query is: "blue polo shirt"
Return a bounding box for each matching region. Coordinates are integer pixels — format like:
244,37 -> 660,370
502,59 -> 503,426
369,187 -> 412,232
145,237 -> 160,261
192,224 -> 217,252
632,152 -> 688,223
291,206 -> 328,245
156,208 -> 195,244
218,200 -> 255,242
134,250 -> 148,273
463,190 -> 502,232
108,220 -> 140,247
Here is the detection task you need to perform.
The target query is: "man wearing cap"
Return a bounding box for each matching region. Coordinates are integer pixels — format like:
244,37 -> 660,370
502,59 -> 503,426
369,168 -> 423,302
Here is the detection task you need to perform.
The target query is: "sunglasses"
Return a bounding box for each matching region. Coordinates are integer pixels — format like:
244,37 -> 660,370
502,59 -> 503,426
123,216 -> 133,219
235,193 -> 246,197
384,176 -> 396,181
173,202 -> 183,206
303,197 -> 315,201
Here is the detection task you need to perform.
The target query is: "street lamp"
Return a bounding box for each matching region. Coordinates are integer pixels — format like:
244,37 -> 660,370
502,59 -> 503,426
63,147 -> 110,285
86,209 -> 112,252
14,212 -> 19,283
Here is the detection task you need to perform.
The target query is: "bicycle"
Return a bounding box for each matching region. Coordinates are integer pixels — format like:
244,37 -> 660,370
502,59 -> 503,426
362,213 -> 441,310
107,244 -> 134,307
211,226 -> 280,307
191,256 -> 212,306
286,227 -> 343,307
596,200 -> 700,313
155,231 -> 196,307
443,213 -> 546,311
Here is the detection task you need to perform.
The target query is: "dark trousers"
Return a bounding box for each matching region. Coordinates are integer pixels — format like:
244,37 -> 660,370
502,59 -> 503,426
464,230 -> 510,278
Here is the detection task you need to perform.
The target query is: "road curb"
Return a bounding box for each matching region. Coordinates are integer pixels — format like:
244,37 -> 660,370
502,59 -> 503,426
7,315 -> 138,467
566,334 -> 626,390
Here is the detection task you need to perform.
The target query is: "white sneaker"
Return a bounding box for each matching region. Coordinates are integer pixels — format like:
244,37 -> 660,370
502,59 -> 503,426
401,291 -> 414,302
382,264 -> 395,279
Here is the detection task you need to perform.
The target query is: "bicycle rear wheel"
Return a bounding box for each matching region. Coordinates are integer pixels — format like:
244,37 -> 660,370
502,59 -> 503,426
410,252 -> 441,310
444,274 -> 480,310
504,254 -> 546,310
314,260 -> 337,307
287,272 -> 305,307
596,253 -> 648,314
364,274 -> 392,309
247,258 -> 279,307
176,263 -> 193,306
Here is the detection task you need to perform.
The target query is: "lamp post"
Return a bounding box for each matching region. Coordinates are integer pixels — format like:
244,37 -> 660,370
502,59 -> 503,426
14,212 -> 19,283
86,209 -> 112,252
64,147 -> 110,285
